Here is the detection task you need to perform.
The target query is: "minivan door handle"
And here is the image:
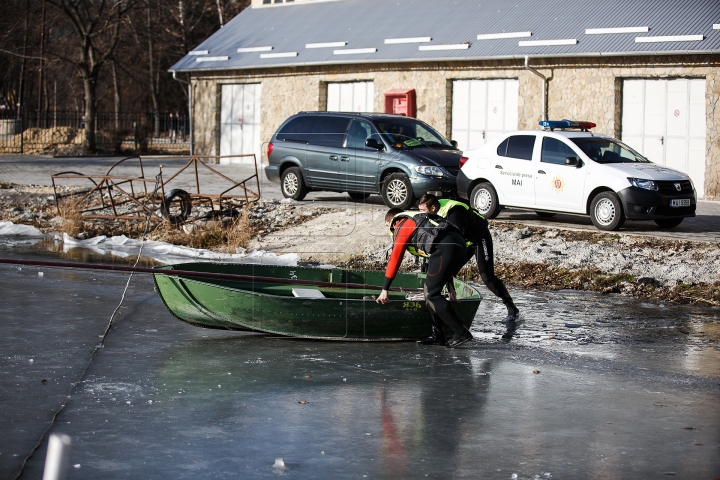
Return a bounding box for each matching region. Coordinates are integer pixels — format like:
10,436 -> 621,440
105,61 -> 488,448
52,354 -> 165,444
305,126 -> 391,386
538,170 -> 546,174
495,165 -> 503,169
340,156 -> 350,162
329,155 -> 338,161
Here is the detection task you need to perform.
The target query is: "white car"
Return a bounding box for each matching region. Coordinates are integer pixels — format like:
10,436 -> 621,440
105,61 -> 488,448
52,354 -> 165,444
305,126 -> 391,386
456,121 -> 697,231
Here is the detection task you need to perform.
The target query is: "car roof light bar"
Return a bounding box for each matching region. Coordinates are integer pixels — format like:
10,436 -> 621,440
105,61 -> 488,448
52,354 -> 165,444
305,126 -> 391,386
539,120 -> 596,131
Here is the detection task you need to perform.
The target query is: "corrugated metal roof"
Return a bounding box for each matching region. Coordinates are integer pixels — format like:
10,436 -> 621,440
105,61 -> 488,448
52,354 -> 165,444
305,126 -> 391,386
169,0 -> 720,73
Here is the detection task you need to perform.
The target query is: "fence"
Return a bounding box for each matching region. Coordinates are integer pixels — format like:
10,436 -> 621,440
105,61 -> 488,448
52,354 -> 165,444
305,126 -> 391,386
0,110 -> 190,155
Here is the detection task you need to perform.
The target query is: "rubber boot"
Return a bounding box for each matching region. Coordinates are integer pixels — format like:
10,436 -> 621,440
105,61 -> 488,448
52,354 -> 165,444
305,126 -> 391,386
502,302 -> 519,322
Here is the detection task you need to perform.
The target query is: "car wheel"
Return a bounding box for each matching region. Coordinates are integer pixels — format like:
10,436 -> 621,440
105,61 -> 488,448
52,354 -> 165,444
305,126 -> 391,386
281,167 -> 309,201
470,182 -> 500,219
654,217 -> 684,229
589,192 -> 625,231
381,173 -> 414,209
348,192 -> 371,201
535,211 -> 556,218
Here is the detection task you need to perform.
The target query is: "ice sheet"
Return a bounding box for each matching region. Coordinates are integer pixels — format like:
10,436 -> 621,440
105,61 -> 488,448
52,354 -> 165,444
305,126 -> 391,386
0,221 -> 44,237
0,222 -> 299,266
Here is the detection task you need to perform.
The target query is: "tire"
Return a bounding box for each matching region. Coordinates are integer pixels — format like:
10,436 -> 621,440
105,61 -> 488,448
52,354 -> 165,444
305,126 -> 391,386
589,191 -> 625,231
381,173 -> 414,209
535,211 -> 556,218
348,192 -> 371,201
470,182 -> 500,219
654,217 -> 684,229
161,189 -> 192,225
281,167 -> 309,201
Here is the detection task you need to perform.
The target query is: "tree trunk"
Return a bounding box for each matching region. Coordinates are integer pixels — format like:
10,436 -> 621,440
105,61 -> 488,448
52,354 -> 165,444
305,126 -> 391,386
111,60 -> 121,131
147,6 -> 159,137
215,0 -> 224,27
18,10 -> 28,120
83,76 -> 97,152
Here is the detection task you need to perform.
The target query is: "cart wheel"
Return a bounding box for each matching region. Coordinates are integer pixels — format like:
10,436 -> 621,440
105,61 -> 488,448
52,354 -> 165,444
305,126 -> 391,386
161,189 -> 192,224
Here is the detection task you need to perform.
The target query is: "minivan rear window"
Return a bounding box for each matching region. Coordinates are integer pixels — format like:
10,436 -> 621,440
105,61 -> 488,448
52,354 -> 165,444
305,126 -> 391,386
310,116 -> 351,148
497,135 -> 535,160
276,115 -> 317,143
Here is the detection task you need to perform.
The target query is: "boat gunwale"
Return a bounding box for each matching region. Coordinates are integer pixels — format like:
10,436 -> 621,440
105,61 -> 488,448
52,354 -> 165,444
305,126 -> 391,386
154,273 -> 482,302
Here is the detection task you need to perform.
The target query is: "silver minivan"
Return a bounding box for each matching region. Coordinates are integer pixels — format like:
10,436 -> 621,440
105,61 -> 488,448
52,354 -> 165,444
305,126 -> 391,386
265,112 -> 463,209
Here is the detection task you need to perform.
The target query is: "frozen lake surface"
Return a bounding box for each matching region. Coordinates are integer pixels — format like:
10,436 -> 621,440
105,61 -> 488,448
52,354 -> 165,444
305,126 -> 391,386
1,241 -> 719,479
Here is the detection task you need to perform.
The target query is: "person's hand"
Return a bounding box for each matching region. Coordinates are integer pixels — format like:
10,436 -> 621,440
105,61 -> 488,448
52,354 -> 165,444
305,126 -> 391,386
376,290 -> 391,304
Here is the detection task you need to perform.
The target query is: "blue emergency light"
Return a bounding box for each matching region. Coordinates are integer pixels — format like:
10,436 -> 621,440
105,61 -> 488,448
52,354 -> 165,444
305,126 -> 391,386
539,120 -> 596,131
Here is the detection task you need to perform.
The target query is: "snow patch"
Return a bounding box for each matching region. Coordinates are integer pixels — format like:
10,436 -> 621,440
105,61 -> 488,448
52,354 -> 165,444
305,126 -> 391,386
0,221 -> 44,237
57,231 -> 299,266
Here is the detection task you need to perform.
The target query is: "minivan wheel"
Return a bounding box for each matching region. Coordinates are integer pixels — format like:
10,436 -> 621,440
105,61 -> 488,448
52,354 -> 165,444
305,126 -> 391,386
590,191 -> 625,231
281,167 -> 309,201
470,182 -> 500,219
381,173 -> 414,209
654,217 -> 684,229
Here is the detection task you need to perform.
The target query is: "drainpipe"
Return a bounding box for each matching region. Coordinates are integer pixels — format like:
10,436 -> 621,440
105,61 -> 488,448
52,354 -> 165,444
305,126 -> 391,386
172,70 -> 193,155
524,56 -> 547,122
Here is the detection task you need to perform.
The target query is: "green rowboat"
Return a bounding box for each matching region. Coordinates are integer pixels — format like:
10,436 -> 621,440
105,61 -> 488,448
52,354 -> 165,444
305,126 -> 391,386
153,263 -> 482,341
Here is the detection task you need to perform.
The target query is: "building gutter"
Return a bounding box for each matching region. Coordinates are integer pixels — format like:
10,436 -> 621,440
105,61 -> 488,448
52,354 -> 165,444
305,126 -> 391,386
524,56 -> 547,122
171,70 -> 194,155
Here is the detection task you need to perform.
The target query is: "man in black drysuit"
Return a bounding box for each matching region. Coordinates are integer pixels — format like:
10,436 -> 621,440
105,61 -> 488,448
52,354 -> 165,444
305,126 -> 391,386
419,194 -> 519,322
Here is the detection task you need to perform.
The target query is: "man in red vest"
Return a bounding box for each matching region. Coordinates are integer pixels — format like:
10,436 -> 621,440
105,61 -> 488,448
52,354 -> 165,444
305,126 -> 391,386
377,208 -> 473,348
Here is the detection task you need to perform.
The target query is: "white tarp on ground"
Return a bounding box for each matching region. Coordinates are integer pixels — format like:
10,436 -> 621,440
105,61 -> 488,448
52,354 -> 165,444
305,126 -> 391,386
60,234 -> 299,266
0,221 -> 44,237
0,221 -> 299,266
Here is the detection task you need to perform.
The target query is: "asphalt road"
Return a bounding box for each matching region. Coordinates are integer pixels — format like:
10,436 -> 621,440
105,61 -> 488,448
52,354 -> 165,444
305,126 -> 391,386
2,154 -> 719,242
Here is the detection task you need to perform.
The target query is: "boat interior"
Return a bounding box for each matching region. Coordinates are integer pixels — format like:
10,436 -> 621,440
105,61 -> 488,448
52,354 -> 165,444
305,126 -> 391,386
155,263 -> 479,301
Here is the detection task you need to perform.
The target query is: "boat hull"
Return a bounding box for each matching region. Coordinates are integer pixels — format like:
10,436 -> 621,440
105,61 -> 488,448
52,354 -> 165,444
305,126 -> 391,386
153,263 -> 481,341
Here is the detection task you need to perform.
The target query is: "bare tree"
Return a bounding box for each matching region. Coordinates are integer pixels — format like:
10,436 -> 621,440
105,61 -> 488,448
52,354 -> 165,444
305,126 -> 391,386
46,0 -> 135,151
0,0 -> 248,152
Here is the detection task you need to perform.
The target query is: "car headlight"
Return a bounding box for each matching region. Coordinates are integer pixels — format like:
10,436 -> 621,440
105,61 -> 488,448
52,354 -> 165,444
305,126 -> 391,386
628,177 -> 658,191
414,166 -> 445,177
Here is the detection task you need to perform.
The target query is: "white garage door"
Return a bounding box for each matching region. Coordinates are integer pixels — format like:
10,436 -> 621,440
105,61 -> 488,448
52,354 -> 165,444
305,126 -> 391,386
451,79 -> 519,151
621,79 -> 706,198
220,83 -> 262,164
327,82 -> 374,113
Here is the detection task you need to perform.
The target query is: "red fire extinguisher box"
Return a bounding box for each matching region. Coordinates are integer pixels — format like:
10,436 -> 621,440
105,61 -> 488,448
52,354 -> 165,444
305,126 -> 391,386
384,89 -> 416,117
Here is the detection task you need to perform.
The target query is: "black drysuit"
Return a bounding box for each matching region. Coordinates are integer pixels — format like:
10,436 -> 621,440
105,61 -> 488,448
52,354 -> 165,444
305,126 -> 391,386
444,206 -> 515,309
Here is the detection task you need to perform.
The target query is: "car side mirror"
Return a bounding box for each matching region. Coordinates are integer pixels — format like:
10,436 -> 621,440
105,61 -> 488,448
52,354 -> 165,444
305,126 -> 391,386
365,138 -> 384,150
451,140 -> 458,148
565,156 -> 580,167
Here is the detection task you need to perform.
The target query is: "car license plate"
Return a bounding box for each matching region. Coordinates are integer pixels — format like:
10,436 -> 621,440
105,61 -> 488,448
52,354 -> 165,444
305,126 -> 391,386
670,199 -> 691,207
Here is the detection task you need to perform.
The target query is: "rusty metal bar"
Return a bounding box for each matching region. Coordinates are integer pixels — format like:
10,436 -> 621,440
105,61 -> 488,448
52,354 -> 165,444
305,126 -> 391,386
193,157 -> 200,195
51,154 -> 259,225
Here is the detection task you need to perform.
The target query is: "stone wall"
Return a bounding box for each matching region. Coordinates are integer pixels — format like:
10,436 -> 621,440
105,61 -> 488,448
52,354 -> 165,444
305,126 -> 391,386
191,56 -> 720,199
